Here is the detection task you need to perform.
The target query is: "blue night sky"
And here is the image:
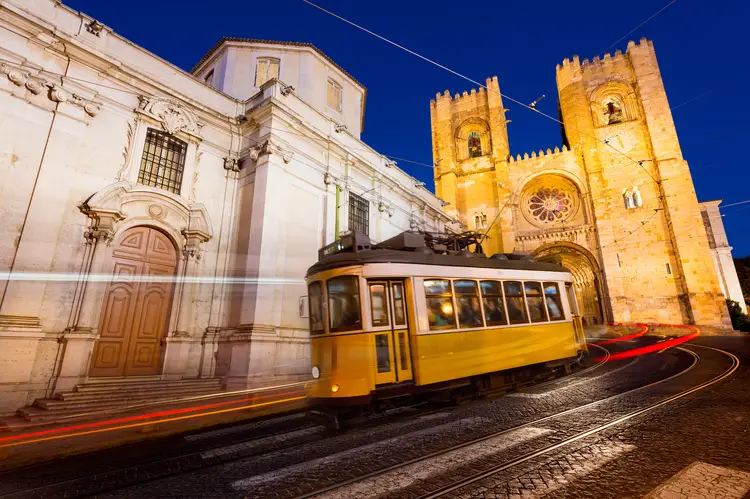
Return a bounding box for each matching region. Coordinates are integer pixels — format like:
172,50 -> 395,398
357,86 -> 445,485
64,0 -> 750,256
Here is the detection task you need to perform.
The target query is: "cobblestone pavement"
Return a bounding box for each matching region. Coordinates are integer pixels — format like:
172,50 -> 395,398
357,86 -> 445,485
1,335 -> 746,499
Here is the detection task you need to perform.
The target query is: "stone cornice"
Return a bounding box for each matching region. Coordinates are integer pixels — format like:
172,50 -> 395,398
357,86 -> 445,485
0,61 -> 101,116
516,225 -> 595,242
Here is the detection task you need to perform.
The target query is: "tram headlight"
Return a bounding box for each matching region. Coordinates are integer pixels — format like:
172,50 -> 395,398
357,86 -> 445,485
312,366 -> 320,379
331,384 -> 340,393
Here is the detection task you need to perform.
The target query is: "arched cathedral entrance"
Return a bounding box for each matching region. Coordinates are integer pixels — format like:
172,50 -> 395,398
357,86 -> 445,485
89,226 -> 178,377
533,243 -> 606,325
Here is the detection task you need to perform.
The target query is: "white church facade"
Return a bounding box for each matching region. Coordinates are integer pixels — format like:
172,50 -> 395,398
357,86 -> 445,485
0,0 -> 451,413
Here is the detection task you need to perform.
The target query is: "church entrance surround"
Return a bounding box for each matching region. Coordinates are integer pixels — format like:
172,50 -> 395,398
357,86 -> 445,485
88,226 -> 178,377
533,243 -> 607,325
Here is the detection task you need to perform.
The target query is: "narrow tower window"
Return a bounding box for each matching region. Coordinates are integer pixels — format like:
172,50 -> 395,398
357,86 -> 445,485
327,78 -> 343,112
468,131 -> 482,158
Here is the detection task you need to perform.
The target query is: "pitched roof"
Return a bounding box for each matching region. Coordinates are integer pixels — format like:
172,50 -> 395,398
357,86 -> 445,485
190,37 -> 365,90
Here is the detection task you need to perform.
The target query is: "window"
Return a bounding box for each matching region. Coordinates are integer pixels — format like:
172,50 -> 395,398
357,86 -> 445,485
424,279 -> 456,330
256,57 -> 280,87
308,281 -> 325,335
137,128 -> 187,195
204,69 -> 214,86
468,131 -> 482,158
666,263 -> 672,275
480,281 -> 507,326
348,192 -> 369,235
543,282 -> 565,321
603,96 -> 624,124
525,282 -> 548,323
327,78 -> 342,112
392,282 -> 406,326
327,276 -> 361,332
474,213 -> 488,230
454,280 -> 483,328
375,334 -> 391,373
369,283 -> 389,327
504,281 -> 529,324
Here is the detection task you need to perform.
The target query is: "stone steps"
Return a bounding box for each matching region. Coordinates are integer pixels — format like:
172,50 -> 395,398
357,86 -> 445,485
16,378 -> 225,422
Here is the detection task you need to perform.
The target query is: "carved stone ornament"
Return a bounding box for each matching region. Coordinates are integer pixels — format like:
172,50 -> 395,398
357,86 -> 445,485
85,20 -> 104,36
49,85 -> 69,103
248,139 -> 294,164
137,96 -> 202,137
148,203 -> 166,220
84,227 -> 115,245
25,78 -> 45,95
223,157 -> 240,172
1,62 -> 102,116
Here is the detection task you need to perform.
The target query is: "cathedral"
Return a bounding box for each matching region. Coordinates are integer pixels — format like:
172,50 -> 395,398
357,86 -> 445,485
431,38 -> 743,328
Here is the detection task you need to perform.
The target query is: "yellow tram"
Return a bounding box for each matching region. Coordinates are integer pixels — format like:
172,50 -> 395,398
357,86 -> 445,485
306,231 -> 588,407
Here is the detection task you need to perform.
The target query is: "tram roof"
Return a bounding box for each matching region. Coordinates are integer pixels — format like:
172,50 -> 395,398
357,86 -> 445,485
306,232 -> 570,277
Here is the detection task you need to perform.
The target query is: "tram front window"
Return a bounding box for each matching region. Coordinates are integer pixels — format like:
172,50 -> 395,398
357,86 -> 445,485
328,276 -> 362,332
308,281 -> 325,335
454,280 -> 483,328
424,279 -> 456,330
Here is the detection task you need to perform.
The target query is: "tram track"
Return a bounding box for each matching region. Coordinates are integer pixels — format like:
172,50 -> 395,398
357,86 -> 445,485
294,344 -> 740,499
0,336 -> 686,499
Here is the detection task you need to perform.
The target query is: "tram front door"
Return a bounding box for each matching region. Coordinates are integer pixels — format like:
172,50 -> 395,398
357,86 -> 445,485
368,280 -> 413,386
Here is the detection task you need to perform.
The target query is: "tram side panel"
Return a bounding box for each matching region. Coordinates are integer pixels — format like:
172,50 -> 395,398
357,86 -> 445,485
410,277 -> 579,387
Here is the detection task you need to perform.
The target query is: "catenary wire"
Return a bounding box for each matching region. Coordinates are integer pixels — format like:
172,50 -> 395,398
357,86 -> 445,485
301,1 -> 660,186
600,0 -> 678,55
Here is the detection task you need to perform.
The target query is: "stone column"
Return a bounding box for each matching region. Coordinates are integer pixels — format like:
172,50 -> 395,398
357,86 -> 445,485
162,231 -> 207,379
51,211 -> 122,393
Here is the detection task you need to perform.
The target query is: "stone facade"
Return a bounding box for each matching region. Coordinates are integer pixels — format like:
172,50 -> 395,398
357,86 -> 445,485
432,38 -> 735,328
700,201 -> 747,314
0,0 -> 451,413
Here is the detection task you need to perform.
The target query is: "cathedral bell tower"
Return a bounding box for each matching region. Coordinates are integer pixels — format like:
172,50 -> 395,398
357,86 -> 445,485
430,77 -> 512,255
556,38 -> 731,327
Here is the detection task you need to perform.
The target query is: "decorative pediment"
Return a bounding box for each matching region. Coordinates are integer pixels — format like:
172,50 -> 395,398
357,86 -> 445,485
137,96 -> 202,138
80,181 -> 212,246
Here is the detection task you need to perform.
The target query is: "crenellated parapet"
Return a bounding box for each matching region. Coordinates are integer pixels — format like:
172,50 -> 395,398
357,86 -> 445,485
508,145 -> 573,164
556,38 -> 653,89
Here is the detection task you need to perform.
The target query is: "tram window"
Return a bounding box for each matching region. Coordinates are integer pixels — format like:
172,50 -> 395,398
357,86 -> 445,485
328,276 -> 362,332
480,281 -> 508,326
375,334 -> 391,373
369,283 -> 389,327
308,281 -> 325,335
454,280 -> 483,328
392,282 -> 407,326
524,282 -> 549,323
398,332 -> 409,370
544,282 -> 565,321
424,279 -> 456,330
503,281 -> 529,325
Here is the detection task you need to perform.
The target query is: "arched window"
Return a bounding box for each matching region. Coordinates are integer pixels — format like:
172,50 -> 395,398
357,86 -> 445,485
468,131 -> 482,158
603,96 -> 624,125
474,212 -> 487,230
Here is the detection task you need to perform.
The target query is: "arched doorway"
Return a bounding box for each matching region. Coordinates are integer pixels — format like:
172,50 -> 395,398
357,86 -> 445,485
89,226 -> 178,377
533,243 -> 605,325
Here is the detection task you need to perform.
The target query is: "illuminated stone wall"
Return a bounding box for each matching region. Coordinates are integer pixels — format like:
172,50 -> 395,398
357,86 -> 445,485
432,39 -> 734,328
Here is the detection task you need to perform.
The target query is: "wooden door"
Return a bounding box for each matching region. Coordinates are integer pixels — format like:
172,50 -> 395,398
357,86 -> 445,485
89,226 -> 178,377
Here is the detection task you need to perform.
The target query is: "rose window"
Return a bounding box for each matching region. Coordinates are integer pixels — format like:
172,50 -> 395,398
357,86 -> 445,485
528,187 -> 572,223
520,175 -> 581,228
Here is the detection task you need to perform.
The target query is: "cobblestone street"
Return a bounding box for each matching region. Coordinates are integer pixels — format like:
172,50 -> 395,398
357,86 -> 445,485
0,334 -> 748,499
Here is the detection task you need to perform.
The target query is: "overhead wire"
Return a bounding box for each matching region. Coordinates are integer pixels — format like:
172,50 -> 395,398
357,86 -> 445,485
600,0 -> 678,55
302,0 -> 660,186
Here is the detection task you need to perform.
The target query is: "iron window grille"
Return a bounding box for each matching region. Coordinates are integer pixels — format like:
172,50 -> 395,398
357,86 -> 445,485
348,192 -> 369,235
137,128 -> 187,195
